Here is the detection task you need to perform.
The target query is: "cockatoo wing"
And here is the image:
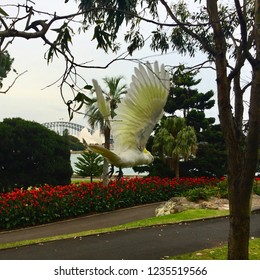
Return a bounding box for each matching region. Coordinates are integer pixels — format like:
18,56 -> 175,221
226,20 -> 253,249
92,79 -> 110,123
112,61 -> 170,153
88,144 -> 121,166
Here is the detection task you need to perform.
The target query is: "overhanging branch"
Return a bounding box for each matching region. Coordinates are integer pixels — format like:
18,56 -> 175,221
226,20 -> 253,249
0,70 -> 27,94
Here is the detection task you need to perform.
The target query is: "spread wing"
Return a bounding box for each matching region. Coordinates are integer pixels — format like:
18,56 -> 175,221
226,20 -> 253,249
92,79 -> 110,124
111,61 -> 170,153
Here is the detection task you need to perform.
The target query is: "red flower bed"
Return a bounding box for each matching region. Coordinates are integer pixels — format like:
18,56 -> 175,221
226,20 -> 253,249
0,176 -> 220,229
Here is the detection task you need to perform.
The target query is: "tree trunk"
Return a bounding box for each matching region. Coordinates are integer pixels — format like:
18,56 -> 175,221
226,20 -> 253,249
227,173 -> 252,259
206,0 -> 260,259
171,155 -> 180,179
102,126 -> 110,186
226,47 -> 260,260
227,0 -> 260,258
229,17 -> 260,252
102,159 -> 109,186
234,73 -> 244,133
175,160 -> 180,179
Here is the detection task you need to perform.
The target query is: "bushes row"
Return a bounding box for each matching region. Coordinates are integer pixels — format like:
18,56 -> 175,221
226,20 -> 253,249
185,178 -> 260,202
4,176 -> 259,230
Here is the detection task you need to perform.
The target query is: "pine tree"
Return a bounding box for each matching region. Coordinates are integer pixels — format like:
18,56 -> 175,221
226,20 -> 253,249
166,65 -> 215,136
74,151 -> 103,182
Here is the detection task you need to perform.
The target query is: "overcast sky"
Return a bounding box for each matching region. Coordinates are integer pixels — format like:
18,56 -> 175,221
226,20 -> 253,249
0,0 -> 220,128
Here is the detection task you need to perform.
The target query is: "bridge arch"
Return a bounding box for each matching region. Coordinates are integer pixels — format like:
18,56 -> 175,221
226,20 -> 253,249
42,121 -> 89,138
42,121 -> 104,144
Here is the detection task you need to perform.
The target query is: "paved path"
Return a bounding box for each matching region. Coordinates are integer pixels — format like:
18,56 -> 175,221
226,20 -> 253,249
0,207 -> 259,260
0,202 -> 162,244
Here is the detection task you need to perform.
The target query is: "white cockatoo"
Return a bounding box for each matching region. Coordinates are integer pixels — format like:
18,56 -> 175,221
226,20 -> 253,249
88,61 -> 170,178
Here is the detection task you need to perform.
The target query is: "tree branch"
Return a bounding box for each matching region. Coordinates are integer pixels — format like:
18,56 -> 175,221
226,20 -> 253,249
234,0 -> 255,66
159,0 -> 217,56
0,16 -> 8,30
0,21 -> 49,39
0,70 -> 27,94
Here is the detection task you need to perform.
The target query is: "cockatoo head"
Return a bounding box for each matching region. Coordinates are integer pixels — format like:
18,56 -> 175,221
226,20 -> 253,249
143,148 -> 154,164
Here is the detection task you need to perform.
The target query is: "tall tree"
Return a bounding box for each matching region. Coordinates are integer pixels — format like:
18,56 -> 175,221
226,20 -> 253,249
166,65 -> 216,136
205,0 -> 259,259
165,66 -> 226,177
166,65 -> 215,120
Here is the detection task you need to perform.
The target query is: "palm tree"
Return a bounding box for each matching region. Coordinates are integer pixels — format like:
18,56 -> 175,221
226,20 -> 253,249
153,117 -> 197,179
85,76 -> 127,185
102,76 -> 127,118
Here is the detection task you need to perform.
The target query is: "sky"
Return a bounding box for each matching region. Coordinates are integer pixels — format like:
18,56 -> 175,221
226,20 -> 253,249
0,0 -> 221,128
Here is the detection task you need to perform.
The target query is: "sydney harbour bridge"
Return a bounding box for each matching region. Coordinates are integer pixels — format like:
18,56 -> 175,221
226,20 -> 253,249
42,121 -> 88,138
42,121 -> 104,145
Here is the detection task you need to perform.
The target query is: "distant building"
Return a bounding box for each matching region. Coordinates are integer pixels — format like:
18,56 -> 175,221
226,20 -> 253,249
78,128 -> 104,145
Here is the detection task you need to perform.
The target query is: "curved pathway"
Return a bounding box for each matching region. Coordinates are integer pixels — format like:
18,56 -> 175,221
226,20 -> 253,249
0,212 -> 260,260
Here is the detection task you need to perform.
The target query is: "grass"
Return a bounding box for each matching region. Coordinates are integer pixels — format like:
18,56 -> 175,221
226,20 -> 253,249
121,209 -> 229,228
71,178 -> 101,183
169,238 -> 260,260
254,184 -> 260,196
0,209 -> 228,250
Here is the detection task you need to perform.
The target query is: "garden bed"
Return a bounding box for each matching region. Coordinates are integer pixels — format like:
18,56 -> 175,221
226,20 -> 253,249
0,176 -> 259,230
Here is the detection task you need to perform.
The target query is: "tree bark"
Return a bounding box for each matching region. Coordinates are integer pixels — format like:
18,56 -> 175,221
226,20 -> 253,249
102,126 -> 110,186
206,0 -> 260,259
234,72 -> 244,133
172,156 -> 180,179
230,5 -> 260,255
228,173 -> 252,259
102,159 -> 109,186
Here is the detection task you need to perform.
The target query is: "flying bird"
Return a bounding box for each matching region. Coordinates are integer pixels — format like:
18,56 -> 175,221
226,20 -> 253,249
88,61 -> 170,178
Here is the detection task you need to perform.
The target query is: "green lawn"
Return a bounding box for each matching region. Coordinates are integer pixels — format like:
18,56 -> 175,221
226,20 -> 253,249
169,238 -> 260,260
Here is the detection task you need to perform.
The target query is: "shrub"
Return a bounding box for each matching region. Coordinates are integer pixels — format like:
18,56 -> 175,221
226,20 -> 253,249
213,178 -> 229,198
185,187 -> 214,202
253,178 -> 260,195
185,177 -> 228,202
0,118 -> 73,192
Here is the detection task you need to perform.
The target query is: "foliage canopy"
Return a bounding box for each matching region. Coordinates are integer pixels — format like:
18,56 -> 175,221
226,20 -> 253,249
0,118 -> 73,192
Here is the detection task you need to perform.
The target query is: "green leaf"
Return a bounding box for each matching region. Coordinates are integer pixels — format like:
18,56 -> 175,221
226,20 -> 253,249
66,100 -> 73,121
0,7 -> 9,16
84,85 -> 93,90
45,43 -> 60,63
64,28 -> 72,43
74,92 -> 93,104
95,20 -> 105,24
51,28 -> 61,33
